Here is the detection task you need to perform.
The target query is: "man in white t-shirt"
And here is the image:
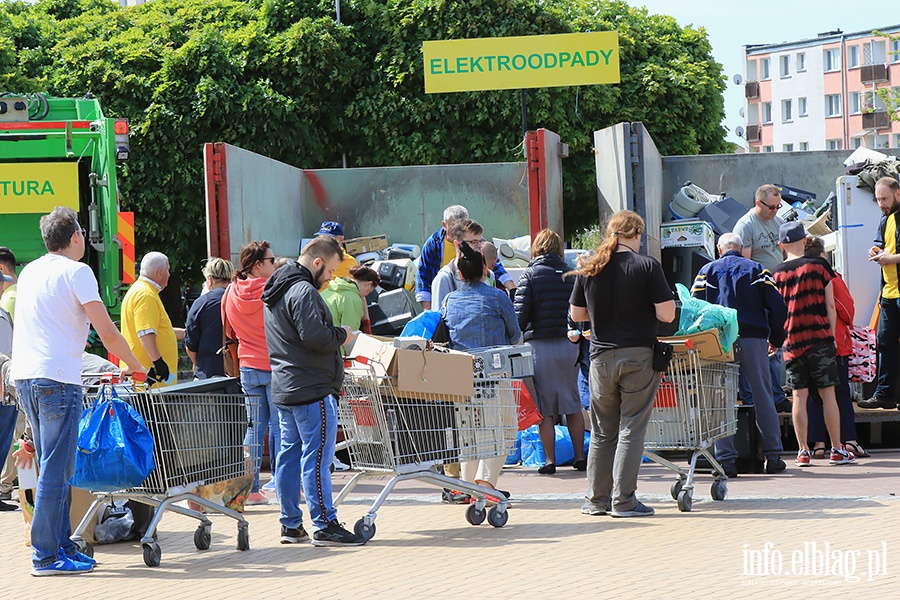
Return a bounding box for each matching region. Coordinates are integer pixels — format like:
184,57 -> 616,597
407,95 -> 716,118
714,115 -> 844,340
10,206 -> 145,577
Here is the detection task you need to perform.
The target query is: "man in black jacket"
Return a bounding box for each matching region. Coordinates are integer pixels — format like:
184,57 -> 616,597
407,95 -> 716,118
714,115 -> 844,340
262,236 -> 364,546
861,176 -> 900,409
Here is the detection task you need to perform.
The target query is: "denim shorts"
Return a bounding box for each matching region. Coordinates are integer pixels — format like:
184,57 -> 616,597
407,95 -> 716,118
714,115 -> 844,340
785,343 -> 840,390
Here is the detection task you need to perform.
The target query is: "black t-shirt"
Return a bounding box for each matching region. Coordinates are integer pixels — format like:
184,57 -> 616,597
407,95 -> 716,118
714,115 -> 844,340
569,250 -> 674,357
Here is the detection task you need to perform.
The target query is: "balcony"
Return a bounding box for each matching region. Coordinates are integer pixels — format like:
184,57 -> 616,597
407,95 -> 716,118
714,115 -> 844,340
862,111 -> 892,130
745,124 -> 761,142
861,64 -> 889,84
745,81 -> 760,99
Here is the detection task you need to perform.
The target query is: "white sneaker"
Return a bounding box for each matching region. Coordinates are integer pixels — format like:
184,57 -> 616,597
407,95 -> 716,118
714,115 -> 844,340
332,457 -> 351,472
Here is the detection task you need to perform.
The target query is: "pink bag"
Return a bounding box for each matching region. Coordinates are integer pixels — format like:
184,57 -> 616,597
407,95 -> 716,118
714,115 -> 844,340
848,326 -> 876,383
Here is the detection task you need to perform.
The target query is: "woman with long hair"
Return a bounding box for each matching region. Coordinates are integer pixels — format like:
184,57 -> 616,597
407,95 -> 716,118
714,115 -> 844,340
514,229 -> 586,474
569,211 -> 675,518
222,241 -> 279,505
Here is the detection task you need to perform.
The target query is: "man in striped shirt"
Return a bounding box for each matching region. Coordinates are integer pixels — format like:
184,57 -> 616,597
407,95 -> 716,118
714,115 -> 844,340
771,222 -> 855,467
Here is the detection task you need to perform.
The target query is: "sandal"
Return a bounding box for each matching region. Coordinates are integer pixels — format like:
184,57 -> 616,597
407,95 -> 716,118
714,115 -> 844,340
810,447 -> 827,459
844,442 -> 871,458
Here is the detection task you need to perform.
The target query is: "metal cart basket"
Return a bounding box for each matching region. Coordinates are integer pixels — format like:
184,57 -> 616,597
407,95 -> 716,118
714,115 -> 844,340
334,359 -> 519,540
70,380 -> 259,566
642,350 -> 739,512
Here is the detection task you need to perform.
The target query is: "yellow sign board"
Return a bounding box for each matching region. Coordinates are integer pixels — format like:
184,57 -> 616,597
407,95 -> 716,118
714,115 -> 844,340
423,31 -> 620,93
0,162 -> 79,213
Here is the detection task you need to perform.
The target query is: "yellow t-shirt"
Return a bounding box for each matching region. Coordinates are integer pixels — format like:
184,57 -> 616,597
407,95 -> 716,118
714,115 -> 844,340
441,236 -> 455,268
120,278 -> 179,385
320,249 -> 358,291
884,216 -> 900,299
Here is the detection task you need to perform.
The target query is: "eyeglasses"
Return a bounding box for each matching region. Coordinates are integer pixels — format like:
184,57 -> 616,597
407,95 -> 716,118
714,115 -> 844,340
758,200 -> 780,211
462,238 -> 485,247
75,227 -> 86,237
261,256 -> 276,264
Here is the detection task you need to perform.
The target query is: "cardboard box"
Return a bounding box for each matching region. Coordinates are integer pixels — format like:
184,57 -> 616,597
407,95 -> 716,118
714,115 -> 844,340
659,328 -> 734,362
660,220 -> 715,259
344,235 -> 388,256
351,333 -> 474,398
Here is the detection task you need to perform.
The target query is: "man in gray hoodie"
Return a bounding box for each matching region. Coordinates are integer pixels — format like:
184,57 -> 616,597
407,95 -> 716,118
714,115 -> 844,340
261,236 -> 364,546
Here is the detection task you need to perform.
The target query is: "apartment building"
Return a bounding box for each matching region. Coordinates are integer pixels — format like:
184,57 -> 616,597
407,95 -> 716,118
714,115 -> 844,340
744,25 -> 900,152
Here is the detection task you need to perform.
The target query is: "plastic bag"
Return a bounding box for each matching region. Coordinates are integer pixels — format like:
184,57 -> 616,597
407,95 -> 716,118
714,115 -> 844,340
94,502 -> 135,544
399,310 -> 449,342
513,380 -> 543,431
518,425 -> 580,467
71,385 -> 156,492
675,283 -> 738,353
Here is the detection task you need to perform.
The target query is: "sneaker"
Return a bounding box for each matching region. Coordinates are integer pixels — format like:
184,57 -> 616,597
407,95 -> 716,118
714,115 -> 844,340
0,490 -> 11,500
857,396 -> 897,410
312,520 -> 366,547
829,446 -> 856,465
581,501 -> 609,516
62,551 -> 97,567
765,457 -> 787,474
610,501 -> 655,518
721,460 -> 738,478
280,525 -> 310,544
262,479 -> 277,490
795,450 -> 811,467
0,499 -> 18,511
246,491 -> 270,506
332,457 -> 351,472
31,556 -> 93,577
441,488 -> 470,504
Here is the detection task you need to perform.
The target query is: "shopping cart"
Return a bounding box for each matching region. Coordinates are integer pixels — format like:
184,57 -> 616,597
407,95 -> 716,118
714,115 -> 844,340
70,376 -> 259,566
334,358 -> 519,541
642,350 -> 739,512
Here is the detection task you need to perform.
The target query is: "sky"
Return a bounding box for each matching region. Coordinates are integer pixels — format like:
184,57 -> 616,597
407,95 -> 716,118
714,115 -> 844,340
624,0 -> 893,149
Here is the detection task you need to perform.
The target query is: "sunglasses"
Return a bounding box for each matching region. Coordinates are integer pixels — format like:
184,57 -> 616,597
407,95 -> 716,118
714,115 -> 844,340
261,256 -> 276,264
758,200 -> 780,210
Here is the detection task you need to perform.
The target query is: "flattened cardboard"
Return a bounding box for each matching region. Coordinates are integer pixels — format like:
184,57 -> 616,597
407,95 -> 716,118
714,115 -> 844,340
659,328 -> 734,362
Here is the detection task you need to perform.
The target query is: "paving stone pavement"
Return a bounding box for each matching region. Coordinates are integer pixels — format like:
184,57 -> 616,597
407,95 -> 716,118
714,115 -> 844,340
3,455 -> 898,598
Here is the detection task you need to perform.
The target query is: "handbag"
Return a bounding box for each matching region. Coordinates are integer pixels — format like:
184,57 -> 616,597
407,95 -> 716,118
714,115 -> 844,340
71,385 -> 156,492
652,341 -> 674,372
848,326 -> 876,383
220,283 -> 240,377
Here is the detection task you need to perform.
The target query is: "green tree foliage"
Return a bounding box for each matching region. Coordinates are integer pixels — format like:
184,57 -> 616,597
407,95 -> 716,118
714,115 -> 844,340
0,0 -> 727,278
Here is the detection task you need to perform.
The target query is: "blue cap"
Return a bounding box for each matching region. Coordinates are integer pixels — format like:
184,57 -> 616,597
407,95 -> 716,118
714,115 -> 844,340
316,221 -> 344,237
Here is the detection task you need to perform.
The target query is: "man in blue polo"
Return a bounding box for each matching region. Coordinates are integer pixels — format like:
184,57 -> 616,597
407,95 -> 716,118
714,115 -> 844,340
691,232 -> 788,476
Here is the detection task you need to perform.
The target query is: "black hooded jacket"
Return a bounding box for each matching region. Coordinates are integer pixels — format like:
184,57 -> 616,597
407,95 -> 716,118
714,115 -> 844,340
261,261 -> 347,406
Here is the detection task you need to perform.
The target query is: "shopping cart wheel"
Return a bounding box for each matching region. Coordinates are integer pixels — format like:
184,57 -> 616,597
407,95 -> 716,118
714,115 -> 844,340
465,504 -> 486,525
72,537 -> 94,558
193,525 -> 212,550
354,519 -> 376,542
710,480 -> 727,501
487,507 -> 508,528
670,479 -> 685,500
236,525 -> 250,551
676,490 -> 693,513
142,542 -> 162,567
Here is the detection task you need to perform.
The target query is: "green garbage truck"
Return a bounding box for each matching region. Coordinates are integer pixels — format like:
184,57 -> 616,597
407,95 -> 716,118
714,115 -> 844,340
0,93 -> 133,318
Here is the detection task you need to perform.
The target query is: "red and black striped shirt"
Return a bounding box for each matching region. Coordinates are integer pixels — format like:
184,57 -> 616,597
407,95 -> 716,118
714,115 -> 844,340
772,256 -> 835,362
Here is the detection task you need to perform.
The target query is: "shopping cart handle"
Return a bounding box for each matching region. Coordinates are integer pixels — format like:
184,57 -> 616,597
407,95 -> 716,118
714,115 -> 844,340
344,356 -> 370,367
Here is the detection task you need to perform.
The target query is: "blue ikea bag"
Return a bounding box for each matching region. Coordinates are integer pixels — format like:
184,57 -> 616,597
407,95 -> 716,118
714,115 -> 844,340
71,385 -> 155,492
399,310 -> 443,339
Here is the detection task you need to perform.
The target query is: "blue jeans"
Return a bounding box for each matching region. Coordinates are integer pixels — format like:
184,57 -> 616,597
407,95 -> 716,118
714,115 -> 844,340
240,367 -> 279,493
275,396 -> 338,532
15,379 -> 81,567
875,297 -> 900,400
0,404 -> 17,468
577,340 -> 591,410
739,349 -> 786,405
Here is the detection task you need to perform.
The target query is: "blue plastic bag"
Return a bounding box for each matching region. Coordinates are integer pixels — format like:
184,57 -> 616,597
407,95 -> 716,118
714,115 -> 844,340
505,436 -> 521,465
675,283 -> 739,353
71,385 -> 155,492
519,425 -> 579,466
400,310 -> 443,339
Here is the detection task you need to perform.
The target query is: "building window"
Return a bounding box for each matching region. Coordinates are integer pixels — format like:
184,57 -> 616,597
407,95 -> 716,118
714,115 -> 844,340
798,97 -> 808,116
891,40 -> 900,63
851,137 -> 863,149
763,146 -> 774,153
781,99 -> 793,122
762,101 -> 772,123
848,45 -> 860,68
849,91 -> 861,114
824,48 -> 840,72
797,52 -> 806,72
875,134 -> 889,149
827,139 -> 843,150
825,94 -> 842,117
760,57 -> 771,80
894,134 -> 900,148
783,143 -> 794,152
747,59 -> 758,81
780,55 -> 790,78
800,142 -> 809,151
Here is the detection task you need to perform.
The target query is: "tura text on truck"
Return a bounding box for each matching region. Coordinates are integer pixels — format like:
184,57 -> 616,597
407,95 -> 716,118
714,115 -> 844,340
0,93 -> 134,319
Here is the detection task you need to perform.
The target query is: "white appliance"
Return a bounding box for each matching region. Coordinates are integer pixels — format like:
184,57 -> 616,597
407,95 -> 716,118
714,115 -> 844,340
833,176 -> 884,327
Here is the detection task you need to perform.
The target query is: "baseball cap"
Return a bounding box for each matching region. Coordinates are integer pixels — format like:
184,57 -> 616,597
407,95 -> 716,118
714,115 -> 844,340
316,221 -> 344,237
778,221 -> 807,244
